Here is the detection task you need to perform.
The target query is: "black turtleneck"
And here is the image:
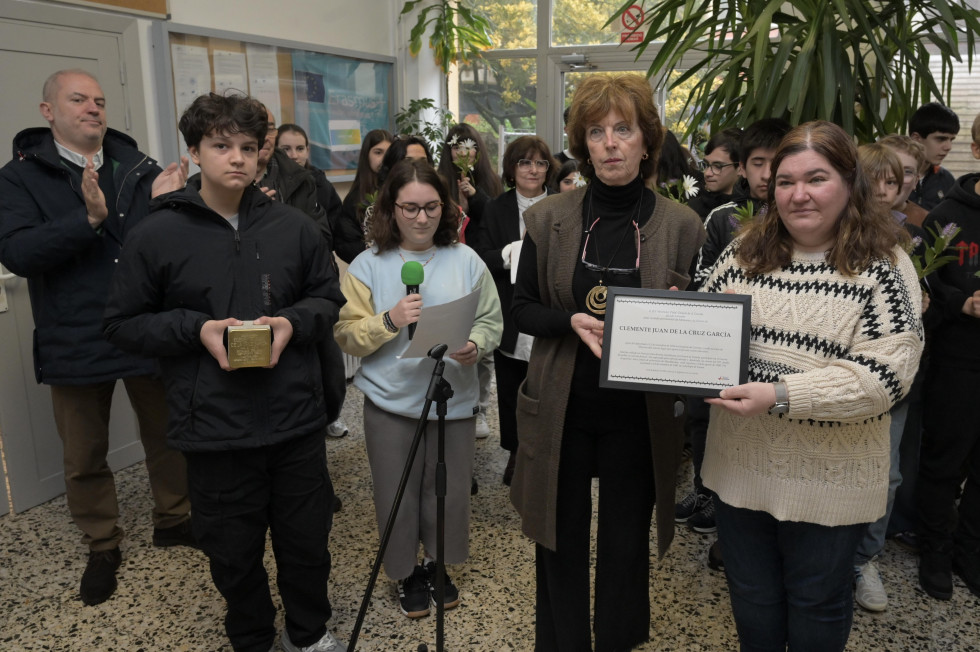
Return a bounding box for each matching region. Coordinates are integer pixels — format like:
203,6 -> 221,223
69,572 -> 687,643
573,175 -> 653,316
511,174 -> 654,405
569,176 -> 652,400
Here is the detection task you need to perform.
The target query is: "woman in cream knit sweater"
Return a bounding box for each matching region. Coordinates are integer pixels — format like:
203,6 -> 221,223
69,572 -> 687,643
701,121 -> 924,651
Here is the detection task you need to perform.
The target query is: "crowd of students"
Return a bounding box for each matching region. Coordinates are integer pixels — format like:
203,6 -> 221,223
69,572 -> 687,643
3,65 -> 977,652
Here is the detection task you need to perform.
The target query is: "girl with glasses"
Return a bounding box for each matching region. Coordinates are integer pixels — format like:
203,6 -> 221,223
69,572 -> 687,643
334,159 -> 502,620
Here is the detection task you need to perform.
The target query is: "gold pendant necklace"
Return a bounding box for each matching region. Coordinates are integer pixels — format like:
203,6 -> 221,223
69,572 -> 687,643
586,282 -> 607,315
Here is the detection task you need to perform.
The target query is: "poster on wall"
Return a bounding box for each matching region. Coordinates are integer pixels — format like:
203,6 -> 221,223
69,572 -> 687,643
165,29 -> 393,176
246,44 -> 282,124
290,51 -> 390,171
213,51 -> 248,95
171,44 -> 211,114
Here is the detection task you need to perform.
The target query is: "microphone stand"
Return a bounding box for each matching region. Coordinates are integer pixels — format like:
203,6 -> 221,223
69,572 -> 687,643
347,344 -> 454,652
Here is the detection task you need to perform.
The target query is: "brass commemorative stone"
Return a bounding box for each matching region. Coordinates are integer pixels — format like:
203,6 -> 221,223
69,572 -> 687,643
227,321 -> 272,369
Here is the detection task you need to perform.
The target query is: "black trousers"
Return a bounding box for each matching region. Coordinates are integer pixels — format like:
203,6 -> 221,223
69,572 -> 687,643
186,431 -> 335,652
684,394 -> 710,494
916,362 -> 980,555
493,350 -> 528,453
535,397 -> 654,652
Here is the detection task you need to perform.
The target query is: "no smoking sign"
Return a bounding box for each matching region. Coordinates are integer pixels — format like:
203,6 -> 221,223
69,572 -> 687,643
621,4 -> 644,29
620,4 -> 645,43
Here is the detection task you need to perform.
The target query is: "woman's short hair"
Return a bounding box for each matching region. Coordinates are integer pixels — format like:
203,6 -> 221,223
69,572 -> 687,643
566,74 -> 663,182
500,135 -> 557,190
858,143 -> 905,193
369,159 -> 460,252
737,120 -> 906,277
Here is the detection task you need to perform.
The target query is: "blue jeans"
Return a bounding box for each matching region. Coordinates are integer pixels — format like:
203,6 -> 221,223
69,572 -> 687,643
855,398 -> 910,564
716,500 -> 867,652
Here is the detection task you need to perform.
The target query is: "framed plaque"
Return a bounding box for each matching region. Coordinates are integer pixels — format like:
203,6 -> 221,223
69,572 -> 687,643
599,287 -> 751,397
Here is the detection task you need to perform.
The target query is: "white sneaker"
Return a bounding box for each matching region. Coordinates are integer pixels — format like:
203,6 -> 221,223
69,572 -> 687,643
326,417 -> 349,438
475,410 -> 490,439
281,629 -> 347,652
854,558 -> 888,612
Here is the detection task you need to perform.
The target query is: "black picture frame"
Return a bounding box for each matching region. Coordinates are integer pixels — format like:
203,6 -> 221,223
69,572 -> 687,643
598,287 -> 751,397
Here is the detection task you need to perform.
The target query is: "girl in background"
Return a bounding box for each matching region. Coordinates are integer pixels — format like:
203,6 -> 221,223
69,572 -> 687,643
336,129 -> 392,264
436,124 -> 502,229
554,158 -> 583,193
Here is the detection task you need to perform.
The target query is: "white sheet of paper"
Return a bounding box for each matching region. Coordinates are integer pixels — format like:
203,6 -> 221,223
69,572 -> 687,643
509,240 -> 523,285
171,44 -> 211,113
246,44 -> 281,122
397,289 -> 480,359
213,50 -> 248,94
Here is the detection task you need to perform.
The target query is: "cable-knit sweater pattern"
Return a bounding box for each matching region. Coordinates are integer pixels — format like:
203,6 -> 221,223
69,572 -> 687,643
700,242 -> 924,526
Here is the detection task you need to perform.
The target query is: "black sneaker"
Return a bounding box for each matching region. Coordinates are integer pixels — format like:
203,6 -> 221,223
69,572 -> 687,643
919,549 -> 953,600
153,519 -> 199,549
689,495 -> 717,533
424,561 -> 460,609
80,547 -> 122,605
397,565 -> 431,618
675,491 -> 707,523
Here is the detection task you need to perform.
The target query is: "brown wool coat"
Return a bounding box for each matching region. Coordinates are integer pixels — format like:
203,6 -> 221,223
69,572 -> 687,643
509,188 -> 706,557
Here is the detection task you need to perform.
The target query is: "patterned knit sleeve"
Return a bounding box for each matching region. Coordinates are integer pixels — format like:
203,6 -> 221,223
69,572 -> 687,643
781,250 -> 924,423
699,237 -> 741,294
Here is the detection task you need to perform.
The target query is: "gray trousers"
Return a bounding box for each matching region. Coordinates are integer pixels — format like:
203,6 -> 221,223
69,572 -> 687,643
363,397 -> 475,581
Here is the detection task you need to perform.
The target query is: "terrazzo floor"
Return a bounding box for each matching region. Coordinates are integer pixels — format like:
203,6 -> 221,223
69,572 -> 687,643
1,384 -> 978,651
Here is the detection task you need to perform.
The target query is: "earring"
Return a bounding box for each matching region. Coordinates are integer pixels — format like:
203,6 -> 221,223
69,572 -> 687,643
641,153 -> 649,160
587,159 -> 592,165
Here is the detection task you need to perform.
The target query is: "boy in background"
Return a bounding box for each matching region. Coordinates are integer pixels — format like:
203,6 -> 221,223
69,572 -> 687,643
104,93 -> 347,652
914,112 -> 980,603
880,134 -> 929,227
687,127 -> 742,220
909,102 -> 960,210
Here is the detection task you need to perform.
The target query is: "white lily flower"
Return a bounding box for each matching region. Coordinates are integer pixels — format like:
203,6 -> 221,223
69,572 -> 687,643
682,174 -> 700,198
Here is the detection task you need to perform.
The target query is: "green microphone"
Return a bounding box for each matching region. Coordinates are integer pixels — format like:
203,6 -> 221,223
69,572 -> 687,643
401,260 -> 425,339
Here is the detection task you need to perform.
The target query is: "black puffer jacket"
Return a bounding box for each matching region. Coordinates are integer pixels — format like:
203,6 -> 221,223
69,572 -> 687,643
693,181 -> 755,289
0,127 -> 160,384
103,184 -> 345,451
921,173 -> 980,369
